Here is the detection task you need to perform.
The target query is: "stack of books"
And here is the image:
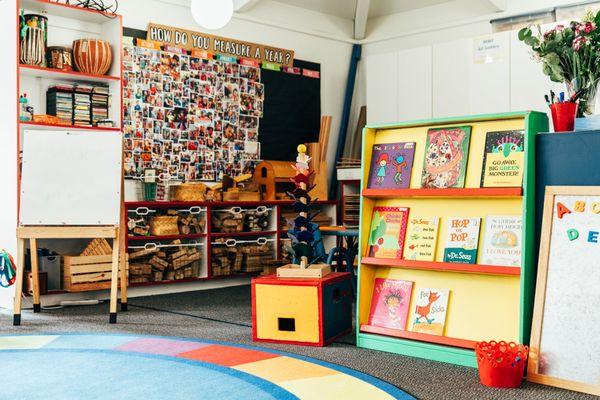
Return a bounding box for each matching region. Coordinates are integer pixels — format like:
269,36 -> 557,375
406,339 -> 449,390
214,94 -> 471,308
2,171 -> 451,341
91,85 -> 109,123
74,84 -> 93,126
46,83 -> 74,125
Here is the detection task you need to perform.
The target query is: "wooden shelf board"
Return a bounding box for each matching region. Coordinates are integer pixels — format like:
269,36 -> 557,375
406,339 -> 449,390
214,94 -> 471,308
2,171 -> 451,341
362,187 -> 522,199
20,0 -> 121,24
211,230 -> 277,238
127,234 -> 206,241
360,257 -> 521,276
360,324 -> 477,349
124,200 -> 338,207
19,64 -> 121,83
19,121 -> 120,131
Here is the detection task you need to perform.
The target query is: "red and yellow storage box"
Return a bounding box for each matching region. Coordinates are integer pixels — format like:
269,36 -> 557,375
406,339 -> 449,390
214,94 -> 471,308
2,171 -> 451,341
251,272 -> 353,346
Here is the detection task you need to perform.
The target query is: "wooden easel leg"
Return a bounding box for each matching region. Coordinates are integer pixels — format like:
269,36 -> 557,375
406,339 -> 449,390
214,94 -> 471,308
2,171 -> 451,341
109,233 -> 120,324
119,242 -> 128,312
30,238 -> 41,313
13,238 -> 26,325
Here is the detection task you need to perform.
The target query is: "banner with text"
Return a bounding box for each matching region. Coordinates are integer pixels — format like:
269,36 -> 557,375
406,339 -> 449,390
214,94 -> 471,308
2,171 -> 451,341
147,23 -> 294,67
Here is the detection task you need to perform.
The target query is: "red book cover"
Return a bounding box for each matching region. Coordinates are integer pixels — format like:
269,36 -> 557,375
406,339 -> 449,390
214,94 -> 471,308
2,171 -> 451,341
368,278 -> 414,330
367,206 -> 410,259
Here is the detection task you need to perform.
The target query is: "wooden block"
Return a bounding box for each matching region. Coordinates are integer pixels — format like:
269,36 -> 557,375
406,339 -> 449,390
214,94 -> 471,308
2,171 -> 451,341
276,263 -> 331,278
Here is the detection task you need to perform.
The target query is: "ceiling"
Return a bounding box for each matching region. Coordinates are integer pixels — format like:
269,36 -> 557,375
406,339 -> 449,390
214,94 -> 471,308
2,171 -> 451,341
270,0 -> 454,20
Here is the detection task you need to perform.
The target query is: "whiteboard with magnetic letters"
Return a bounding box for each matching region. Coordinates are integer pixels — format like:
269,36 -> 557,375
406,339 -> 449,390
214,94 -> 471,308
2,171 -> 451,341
19,130 -> 122,226
528,187 -> 600,396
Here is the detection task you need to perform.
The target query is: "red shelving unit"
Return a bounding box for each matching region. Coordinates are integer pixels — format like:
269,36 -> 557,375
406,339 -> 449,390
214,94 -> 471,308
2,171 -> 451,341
19,121 -> 121,131
127,234 -> 206,241
360,257 -> 521,276
360,324 -> 477,349
362,187 -> 523,199
211,230 -> 277,238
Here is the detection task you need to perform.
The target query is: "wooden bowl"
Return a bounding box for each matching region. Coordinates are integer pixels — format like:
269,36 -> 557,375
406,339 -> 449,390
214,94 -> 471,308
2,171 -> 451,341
72,39 -> 112,75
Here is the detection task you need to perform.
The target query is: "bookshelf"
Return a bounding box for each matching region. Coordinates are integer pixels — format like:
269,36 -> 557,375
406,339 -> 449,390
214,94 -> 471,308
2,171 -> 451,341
356,111 -> 548,367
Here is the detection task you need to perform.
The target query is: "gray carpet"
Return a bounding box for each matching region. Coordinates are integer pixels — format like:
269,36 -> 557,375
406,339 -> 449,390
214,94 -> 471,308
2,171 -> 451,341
0,285 -> 595,400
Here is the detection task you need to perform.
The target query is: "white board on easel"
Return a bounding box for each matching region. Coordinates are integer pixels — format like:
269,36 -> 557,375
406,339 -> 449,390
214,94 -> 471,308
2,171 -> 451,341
19,130 -> 122,226
528,186 -> 600,396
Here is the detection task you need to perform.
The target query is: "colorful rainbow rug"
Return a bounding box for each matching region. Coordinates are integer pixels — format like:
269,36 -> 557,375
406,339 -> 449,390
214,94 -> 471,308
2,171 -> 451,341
0,334 -> 412,399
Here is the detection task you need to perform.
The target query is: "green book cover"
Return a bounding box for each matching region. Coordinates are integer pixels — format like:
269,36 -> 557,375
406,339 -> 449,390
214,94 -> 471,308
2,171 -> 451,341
443,217 -> 481,264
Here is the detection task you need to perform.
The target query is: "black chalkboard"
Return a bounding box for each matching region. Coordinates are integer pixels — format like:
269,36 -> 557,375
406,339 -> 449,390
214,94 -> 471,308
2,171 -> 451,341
123,27 -> 321,162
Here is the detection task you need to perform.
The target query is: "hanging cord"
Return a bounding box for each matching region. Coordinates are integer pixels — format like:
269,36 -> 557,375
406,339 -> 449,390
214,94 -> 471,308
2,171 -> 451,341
0,250 -> 16,288
56,0 -> 119,17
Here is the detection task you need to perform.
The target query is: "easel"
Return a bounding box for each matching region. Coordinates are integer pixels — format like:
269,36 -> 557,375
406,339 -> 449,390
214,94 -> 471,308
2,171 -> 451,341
12,226 -> 127,325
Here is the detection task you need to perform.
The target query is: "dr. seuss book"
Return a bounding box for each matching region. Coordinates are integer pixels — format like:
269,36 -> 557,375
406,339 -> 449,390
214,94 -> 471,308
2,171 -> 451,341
368,278 -> 414,330
481,215 -> 522,267
403,217 -> 440,261
412,288 -> 450,336
367,142 -> 416,189
443,217 -> 481,264
421,126 -> 471,189
480,130 -> 525,187
368,207 -> 410,259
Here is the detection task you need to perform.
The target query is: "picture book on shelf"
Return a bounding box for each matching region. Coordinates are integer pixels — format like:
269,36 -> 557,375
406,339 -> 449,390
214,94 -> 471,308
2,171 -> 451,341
481,215 -> 522,267
403,217 -> 440,261
443,217 -> 481,264
480,130 -> 525,187
421,126 -> 471,189
368,278 -> 414,330
368,207 -> 410,259
412,288 -> 450,336
367,142 -> 416,189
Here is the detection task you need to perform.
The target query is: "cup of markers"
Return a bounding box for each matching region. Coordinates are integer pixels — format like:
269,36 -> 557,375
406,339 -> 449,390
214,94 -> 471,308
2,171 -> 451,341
546,90 -> 581,133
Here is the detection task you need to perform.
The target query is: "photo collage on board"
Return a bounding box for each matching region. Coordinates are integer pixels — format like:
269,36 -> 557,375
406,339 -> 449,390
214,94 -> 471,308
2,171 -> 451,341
122,44 -> 264,183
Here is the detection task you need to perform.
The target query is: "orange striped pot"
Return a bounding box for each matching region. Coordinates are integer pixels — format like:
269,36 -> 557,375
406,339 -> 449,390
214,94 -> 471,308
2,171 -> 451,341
72,39 -> 112,75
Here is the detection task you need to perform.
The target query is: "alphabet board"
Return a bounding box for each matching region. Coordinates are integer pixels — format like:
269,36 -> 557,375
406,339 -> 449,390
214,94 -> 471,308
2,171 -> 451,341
19,130 -> 122,226
528,186 -> 600,396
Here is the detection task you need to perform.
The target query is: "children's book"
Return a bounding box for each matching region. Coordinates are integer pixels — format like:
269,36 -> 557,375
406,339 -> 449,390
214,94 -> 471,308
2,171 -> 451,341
403,217 -> 440,261
480,130 -> 525,187
412,288 -> 450,336
421,126 -> 471,189
367,207 -> 410,259
443,217 -> 481,264
481,215 -> 522,267
367,142 -> 416,189
368,278 -> 414,330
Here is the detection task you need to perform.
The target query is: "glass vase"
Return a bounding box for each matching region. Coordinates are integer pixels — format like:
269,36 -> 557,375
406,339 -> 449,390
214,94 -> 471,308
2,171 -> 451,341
567,78 -> 600,117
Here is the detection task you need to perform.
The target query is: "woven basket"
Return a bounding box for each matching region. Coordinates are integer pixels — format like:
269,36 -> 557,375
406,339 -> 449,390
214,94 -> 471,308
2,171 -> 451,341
149,216 -> 179,236
170,183 -> 206,202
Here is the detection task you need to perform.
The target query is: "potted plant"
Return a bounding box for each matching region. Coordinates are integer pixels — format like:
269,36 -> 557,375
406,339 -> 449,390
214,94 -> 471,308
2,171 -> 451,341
519,10 -> 600,117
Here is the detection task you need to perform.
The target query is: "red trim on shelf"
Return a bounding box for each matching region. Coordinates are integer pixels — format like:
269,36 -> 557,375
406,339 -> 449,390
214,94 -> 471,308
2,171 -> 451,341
19,121 -> 121,131
127,233 -> 206,241
210,230 -> 277,238
24,0 -> 120,19
362,187 -> 523,198
19,64 -> 121,81
125,200 -> 338,207
360,257 -> 521,276
360,324 -> 477,349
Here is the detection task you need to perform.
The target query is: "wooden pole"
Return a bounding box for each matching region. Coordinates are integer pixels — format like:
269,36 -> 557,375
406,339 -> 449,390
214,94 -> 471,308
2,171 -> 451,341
30,238 -> 40,312
12,238 -> 25,325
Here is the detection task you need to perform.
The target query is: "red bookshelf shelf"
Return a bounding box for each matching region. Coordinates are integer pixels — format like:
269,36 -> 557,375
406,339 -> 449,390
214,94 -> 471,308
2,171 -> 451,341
360,324 -> 477,349
19,121 -> 120,131
360,257 -> 521,276
21,0 -> 120,23
361,187 -> 523,199
127,234 -> 206,241
19,64 -> 121,83
211,230 -> 277,238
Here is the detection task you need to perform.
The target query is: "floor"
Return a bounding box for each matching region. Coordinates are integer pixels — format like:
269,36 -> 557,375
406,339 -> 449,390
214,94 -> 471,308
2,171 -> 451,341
0,285 -> 595,400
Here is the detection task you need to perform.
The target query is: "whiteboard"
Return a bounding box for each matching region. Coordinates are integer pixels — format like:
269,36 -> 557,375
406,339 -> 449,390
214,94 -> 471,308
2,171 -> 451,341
20,130 -> 122,226
529,187 -> 600,395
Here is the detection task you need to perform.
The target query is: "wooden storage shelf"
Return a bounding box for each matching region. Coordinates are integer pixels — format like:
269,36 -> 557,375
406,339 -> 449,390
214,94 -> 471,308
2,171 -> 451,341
19,64 -> 121,83
360,324 -> 477,349
361,257 -> 521,276
211,230 -> 277,237
362,187 -> 523,199
127,234 -> 206,241
19,121 -> 120,131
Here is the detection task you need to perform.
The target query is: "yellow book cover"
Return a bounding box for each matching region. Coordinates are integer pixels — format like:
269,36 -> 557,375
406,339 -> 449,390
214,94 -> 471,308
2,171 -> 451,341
403,217 -> 440,261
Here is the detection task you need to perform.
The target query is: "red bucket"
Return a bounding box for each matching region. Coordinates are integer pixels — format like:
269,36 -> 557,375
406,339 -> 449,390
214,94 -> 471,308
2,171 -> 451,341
550,102 -> 578,132
475,341 -> 528,388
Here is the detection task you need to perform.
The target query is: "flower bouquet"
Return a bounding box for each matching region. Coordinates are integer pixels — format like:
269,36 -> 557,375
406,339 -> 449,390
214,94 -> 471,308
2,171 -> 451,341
519,10 -> 600,117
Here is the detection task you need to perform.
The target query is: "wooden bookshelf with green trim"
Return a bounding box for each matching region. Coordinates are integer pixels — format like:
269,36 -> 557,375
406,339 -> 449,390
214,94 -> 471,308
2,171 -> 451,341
356,111 -> 548,367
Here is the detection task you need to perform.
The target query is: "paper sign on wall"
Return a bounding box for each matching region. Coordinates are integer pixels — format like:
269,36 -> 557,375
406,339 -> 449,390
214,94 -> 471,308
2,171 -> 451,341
473,34 -> 506,64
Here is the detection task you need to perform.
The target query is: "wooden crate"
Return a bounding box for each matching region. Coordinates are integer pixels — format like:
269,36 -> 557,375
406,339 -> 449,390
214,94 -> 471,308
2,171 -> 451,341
277,263 -> 331,278
63,255 -> 126,292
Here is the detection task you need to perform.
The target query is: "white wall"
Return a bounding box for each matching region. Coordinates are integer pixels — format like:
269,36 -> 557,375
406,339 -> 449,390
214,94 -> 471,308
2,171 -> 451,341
120,0 -> 354,182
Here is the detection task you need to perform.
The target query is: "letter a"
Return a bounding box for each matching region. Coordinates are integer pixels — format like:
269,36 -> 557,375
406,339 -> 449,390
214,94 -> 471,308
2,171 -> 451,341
557,202 -> 571,219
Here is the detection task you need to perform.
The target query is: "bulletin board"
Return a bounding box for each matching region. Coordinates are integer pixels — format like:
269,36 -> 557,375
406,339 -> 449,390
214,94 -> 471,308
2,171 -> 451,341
122,27 -> 321,184
19,130 -> 123,226
528,186 -> 600,396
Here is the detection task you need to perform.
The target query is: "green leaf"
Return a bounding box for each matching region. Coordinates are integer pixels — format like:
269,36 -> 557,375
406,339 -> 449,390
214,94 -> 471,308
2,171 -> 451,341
518,27 -> 531,41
